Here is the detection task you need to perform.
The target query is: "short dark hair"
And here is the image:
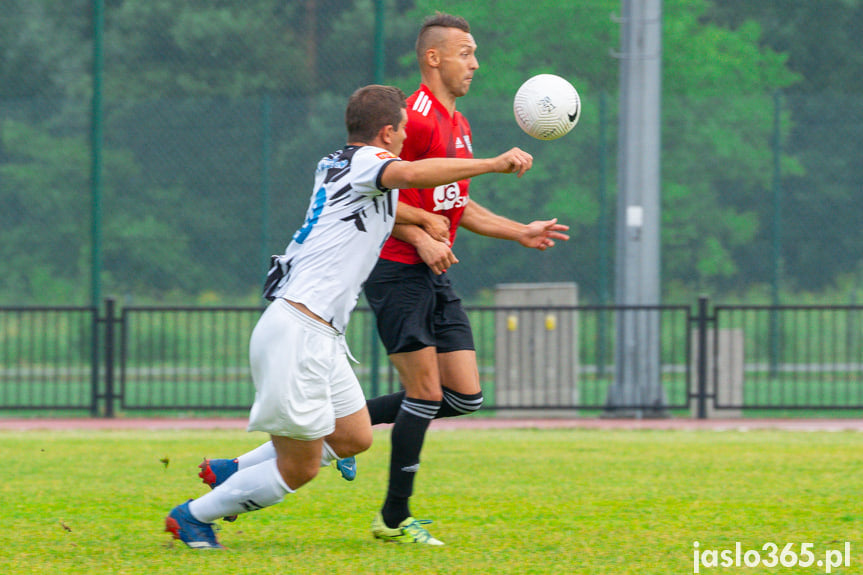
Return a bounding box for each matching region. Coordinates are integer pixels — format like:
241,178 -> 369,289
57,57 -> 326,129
415,12 -> 471,60
345,85 -> 406,143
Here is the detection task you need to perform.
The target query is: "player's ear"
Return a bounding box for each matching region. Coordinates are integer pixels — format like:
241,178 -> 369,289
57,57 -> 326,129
424,47 -> 440,68
379,123 -> 395,145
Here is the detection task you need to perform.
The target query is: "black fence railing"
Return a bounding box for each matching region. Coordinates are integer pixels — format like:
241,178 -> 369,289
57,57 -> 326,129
2,297 -> 863,417
0,305 -> 99,414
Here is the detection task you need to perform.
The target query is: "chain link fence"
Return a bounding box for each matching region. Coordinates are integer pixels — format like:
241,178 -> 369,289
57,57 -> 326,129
2,0 -> 862,307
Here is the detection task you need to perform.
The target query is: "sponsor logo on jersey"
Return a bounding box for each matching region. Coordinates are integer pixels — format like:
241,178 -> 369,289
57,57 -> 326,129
316,157 -> 349,172
455,137 -> 464,149
376,151 -> 396,160
463,134 -> 473,153
432,183 -> 469,212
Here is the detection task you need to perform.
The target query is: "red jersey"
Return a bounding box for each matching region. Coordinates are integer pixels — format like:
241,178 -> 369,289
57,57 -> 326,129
379,84 -> 473,264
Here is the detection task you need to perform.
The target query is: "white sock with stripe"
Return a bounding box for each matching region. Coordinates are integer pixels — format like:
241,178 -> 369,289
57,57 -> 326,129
235,439 -> 337,469
189,458 -> 292,523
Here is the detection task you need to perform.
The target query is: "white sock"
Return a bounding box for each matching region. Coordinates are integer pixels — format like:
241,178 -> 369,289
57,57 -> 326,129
236,441 -> 276,470
320,441 -> 338,468
189,459 -> 292,523
234,439 -> 336,469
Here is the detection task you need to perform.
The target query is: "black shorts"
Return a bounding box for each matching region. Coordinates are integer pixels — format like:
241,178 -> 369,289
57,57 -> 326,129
364,259 -> 474,355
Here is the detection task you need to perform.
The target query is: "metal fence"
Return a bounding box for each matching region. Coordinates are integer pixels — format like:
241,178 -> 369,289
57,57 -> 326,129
3,297 -> 863,417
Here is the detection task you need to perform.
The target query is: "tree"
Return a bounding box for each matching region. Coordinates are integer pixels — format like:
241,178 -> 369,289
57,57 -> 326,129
707,0 -> 863,293
396,0 -> 798,299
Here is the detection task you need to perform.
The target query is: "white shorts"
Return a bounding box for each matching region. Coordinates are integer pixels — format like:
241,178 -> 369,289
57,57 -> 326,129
246,299 -> 366,440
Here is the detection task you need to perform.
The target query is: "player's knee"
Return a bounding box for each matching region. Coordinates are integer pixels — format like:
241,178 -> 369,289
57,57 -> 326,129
442,387 -> 483,415
348,427 -> 373,455
401,381 -> 442,401
277,456 -> 320,489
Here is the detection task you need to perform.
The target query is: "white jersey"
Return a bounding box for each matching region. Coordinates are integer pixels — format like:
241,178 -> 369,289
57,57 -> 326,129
263,145 -> 400,333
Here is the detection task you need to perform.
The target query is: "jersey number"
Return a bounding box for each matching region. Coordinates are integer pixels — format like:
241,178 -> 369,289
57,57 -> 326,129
293,186 -> 326,244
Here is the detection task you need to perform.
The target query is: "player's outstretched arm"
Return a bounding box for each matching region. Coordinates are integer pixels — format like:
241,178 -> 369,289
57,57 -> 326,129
460,200 -> 570,251
380,147 -> 533,190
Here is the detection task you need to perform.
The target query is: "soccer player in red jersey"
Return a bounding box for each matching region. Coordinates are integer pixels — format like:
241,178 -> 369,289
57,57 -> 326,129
364,13 -> 570,545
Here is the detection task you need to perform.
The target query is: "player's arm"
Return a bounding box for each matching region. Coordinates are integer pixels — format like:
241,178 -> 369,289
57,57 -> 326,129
380,147 -> 533,190
390,223 -> 458,275
459,200 -> 571,251
395,202 -> 450,244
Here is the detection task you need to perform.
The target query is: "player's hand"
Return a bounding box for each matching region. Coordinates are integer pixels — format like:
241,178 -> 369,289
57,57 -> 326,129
496,147 -> 533,178
421,213 -> 451,245
518,218 -> 570,250
416,235 -> 459,275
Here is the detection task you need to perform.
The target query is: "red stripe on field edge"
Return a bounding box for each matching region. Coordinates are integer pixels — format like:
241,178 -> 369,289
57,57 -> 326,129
1,417 -> 863,432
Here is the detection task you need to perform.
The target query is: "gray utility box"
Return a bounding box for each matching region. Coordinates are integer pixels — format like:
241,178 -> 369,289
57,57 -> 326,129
690,329 -> 744,418
494,283 -> 579,411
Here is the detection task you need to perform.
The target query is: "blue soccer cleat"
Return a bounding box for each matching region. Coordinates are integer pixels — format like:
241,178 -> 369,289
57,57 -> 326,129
198,458 -> 238,489
335,456 -> 357,481
165,500 -> 223,549
198,458 -> 239,522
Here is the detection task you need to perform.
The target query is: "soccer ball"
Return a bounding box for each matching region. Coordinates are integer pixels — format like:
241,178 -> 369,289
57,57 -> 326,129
513,74 -> 581,141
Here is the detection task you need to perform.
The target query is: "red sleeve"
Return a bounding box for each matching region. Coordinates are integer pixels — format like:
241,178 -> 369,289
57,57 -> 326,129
398,109 -> 434,207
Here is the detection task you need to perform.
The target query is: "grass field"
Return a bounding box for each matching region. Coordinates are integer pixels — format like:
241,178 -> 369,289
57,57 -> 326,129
1,427 -> 861,574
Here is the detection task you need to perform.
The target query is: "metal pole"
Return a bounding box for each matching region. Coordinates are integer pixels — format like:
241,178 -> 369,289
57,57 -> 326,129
696,295 -> 708,419
90,0 -> 105,309
598,91 -> 609,377
260,94 -> 272,269
369,318 -> 380,398
90,305 -> 100,417
373,0 -> 385,83
104,297 -> 115,418
772,90 -> 782,303
770,91 -> 782,376
607,0 -> 665,414
598,91 -> 609,306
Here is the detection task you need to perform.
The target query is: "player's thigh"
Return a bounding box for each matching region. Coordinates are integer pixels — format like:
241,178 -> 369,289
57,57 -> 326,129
432,275 -> 475,354
326,355 -> 372,455
388,346 -> 443,400
437,349 -> 480,395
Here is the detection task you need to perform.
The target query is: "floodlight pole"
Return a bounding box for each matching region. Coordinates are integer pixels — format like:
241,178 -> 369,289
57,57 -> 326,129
605,0 -> 666,416
90,0 -> 105,310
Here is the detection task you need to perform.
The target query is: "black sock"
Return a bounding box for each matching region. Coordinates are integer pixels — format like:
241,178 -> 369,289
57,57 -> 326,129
368,386 -> 482,424
437,386 -> 484,418
366,390 -> 406,425
382,397 -> 441,528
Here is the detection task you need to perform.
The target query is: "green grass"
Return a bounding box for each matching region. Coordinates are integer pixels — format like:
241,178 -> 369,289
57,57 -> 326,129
1,428 -> 861,574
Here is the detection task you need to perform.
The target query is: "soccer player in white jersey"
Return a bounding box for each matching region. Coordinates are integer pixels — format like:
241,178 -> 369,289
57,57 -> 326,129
164,84 -> 533,549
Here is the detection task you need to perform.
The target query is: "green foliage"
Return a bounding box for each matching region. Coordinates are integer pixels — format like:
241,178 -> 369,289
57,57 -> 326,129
1,0 -> 861,304
0,119 -> 200,301
105,0 -> 307,98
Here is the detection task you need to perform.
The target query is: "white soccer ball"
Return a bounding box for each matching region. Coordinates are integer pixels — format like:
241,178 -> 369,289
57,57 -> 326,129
513,74 -> 581,141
